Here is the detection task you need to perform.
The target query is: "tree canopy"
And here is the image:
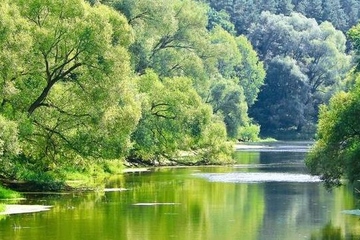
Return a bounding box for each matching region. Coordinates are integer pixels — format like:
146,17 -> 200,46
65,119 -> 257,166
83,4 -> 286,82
306,79 -> 360,188
0,0 -> 267,184
107,0 -> 265,142
247,12 -> 351,137
206,0 -> 360,34
0,0 -> 142,179
306,23 -> 360,188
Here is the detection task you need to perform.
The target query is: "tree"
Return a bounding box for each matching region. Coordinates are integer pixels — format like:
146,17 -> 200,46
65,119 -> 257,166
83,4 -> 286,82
247,12 -> 351,137
0,115 -> 21,177
306,81 -> 360,188
207,79 -> 248,138
205,26 -> 265,139
111,0 -> 265,141
341,0 -> 360,31
0,0 -> 141,176
322,0 -> 347,31
306,23 -> 360,188
130,70 -> 233,163
0,0 -> 31,110
111,0 -> 210,78
207,8 -> 236,35
235,36 -> 265,106
295,0 -> 323,21
251,56 -> 309,133
276,0 -> 294,15
206,0 -> 360,36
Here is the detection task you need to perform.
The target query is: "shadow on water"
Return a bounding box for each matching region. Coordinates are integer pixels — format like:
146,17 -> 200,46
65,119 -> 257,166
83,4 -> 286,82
311,221 -> 359,240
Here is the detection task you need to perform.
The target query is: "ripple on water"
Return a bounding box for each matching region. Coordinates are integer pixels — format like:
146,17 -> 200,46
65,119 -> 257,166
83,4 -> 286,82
193,172 -> 321,183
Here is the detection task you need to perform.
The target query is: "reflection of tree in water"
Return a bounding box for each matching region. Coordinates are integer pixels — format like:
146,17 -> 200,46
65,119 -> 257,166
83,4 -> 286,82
259,151 -> 308,173
257,150 -> 330,239
260,182 -> 325,239
310,221 -> 359,240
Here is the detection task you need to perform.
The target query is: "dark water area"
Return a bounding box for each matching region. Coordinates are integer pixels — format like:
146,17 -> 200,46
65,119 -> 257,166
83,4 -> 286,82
0,142 -> 360,239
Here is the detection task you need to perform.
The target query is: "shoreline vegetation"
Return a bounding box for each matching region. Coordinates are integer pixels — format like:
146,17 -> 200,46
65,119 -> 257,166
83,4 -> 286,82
0,141 -> 313,216
0,140 -> 311,194
0,0 -> 269,198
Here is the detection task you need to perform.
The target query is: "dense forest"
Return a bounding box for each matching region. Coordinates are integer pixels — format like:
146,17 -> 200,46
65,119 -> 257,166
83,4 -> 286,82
207,0 -> 360,34
206,0 -> 355,138
0,0 -> 359,188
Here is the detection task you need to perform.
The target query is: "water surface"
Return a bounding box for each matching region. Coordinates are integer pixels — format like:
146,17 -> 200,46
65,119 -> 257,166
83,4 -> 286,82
0,142 -> 359,239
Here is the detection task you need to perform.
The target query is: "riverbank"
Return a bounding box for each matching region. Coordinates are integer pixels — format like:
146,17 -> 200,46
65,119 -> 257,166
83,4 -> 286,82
0,141 -> 315,217
0,141 -> 313,194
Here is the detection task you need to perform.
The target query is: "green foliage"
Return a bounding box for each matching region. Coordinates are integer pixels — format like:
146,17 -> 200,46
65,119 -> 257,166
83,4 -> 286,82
196,118 -> 234,164
207,8 -> 236,35
251,56 -> 309,133
0,115 -> 20,158
0,186 -> 21,199
248,12 -> 351,138
238,124 -> 260,142
204,26 -> 264,139
110,0 -> 265,148
208,79 -> 248,139
235,36 -> 266,106
349,25 -> 360,70
0,0 -> 270,185
203,0 -> 357,140
306,23 -> 360,186
0,115 -> 21,178
206,0 -> 360,34
130,70 -> 232,163
112,0 -> 210,78
0,0 -> 141,182
306,78 -> 360,188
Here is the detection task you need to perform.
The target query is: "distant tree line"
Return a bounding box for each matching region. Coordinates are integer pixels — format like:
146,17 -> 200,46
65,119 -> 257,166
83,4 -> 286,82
207,0 -> 360,34
203,0 -> 360,189
205,0 -> 355,138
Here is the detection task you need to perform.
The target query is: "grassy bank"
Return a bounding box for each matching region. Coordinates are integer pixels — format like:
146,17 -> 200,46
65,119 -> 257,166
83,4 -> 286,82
0,186 -> 21,199
0,186 -> 21,219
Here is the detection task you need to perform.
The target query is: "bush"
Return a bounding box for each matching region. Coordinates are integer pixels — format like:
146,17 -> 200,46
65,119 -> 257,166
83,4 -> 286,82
238,124 -> 260,142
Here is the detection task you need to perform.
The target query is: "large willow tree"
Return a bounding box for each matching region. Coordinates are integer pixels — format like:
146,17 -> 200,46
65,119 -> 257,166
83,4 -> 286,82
0,0 -> 141,178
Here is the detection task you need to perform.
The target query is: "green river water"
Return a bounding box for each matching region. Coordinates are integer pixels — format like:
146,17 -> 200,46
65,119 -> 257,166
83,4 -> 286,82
1,142 -> 360,240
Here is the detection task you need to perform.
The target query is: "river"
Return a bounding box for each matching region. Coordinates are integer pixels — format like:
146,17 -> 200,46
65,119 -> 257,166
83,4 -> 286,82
0,142 -> 359,239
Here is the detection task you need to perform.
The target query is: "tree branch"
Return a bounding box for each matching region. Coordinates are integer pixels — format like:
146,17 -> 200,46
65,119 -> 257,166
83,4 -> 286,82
39,102 -> 91,118
28,62 -> 83,115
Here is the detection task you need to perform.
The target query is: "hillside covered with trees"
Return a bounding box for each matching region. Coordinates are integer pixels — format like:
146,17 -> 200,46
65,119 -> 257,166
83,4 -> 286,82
206,0 -> 355,138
